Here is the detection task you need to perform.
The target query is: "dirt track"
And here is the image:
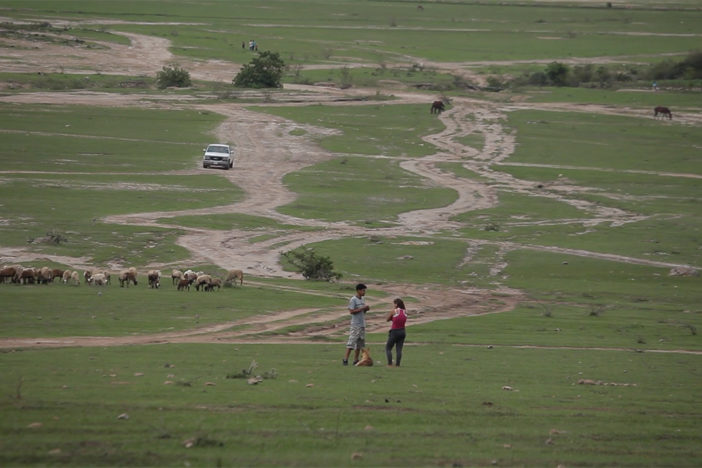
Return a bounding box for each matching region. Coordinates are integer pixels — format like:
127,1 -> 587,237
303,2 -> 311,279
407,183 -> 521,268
0,28 -> 698,349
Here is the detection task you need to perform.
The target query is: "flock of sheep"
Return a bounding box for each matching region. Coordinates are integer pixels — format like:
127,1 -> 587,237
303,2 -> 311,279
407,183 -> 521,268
0,265 -> 244,291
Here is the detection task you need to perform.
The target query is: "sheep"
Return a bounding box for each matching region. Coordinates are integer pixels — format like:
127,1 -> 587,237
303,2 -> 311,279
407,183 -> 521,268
206,277 -> 222,292
70,270 -> 80,286
62,270 -> 72,284
177,278 -> 192,291
171,269 -> 183,286
19,267 -> 36,284
118,269 -> 138,287
88,273 -> 107,286
147,269 -> 161,289
38,266 -> 53,285
225,269 -> 244,286
183,270 -> 199,283
83,269 -> 93,284
0,266 -> 18,283
194,274 -> 212,291
12,265 -> 24,284
51,268 -> 65,282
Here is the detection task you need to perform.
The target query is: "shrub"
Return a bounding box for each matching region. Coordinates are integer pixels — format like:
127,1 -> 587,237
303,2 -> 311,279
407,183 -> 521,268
282,248 -> 342,281
233,51 -> 286,88
156,65 -> 191,89
545,61 -> 570,86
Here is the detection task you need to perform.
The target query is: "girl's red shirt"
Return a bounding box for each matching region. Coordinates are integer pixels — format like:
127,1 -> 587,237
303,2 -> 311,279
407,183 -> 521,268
390,308 -> 407,329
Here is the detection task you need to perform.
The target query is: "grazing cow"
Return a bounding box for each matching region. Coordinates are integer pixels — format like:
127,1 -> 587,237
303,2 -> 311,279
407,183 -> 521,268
355,348 -> 373,367
430,100 -> 445,114
654,106 -> 672,119
225,269 -> 244,286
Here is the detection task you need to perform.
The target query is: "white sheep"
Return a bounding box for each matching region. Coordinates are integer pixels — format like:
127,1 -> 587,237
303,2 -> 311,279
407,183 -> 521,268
38,266 -> 53,284
88,273 -> 107,286
70,270 -> 80,286
171,269 -> 183,286
118,269 -> 138,287
206,277 -> 222,291
225,269 -> 244,286
195,274 -> 212,291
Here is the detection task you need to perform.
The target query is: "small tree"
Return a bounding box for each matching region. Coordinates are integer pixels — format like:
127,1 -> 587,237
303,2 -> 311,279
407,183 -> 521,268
545,61 -> 570,86
233,51 -> 286,88
282,248 -> 342,281
156,64 -> 191,89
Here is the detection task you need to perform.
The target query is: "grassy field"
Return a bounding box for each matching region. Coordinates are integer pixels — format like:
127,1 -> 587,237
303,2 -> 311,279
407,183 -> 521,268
1,343 -> 699,467
0,0 -> 701,466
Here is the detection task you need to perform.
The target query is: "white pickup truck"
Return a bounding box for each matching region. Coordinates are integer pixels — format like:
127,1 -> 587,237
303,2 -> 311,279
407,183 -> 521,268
202,144 -> 234,170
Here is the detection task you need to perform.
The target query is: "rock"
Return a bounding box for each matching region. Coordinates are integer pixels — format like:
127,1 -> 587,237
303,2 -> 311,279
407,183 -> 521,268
669,266 -> 699,277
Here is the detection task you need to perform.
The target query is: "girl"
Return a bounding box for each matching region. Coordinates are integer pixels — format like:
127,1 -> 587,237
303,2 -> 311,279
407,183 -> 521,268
386,298 -> 407,367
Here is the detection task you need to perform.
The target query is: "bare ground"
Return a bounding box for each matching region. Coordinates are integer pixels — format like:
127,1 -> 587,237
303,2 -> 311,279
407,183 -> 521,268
0,29 -> 698,350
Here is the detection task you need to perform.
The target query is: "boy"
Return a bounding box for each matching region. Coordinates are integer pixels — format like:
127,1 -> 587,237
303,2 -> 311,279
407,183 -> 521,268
343,283 -> 370,365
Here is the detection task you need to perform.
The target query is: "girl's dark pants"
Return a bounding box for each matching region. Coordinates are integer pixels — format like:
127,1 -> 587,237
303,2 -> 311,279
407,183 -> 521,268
386,328 -> 406,366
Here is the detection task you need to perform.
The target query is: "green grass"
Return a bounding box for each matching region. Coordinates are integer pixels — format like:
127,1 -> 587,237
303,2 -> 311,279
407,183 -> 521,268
0,104 -> 224,172
279,156 -> 457,223
253,103 -> 443,157
523,86 -> 702,108
0,282 -> 341,338
0,343 -> 699,467
505,110 -> 702,173
285,236 -> 474,285
0,72 -> 155,92
0,1 -> 701,466
0,173 -> 242,264
285,65 -> 457,90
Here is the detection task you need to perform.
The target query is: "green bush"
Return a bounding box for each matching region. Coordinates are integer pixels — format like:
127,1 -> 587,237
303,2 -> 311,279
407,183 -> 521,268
282,248 -> 342,281
233,51 -> 286,88
155,64 -> 191,89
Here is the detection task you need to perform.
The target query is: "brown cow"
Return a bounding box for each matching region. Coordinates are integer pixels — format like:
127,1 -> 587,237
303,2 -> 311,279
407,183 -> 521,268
430,100 -> 445,114
654,106 -> 672,119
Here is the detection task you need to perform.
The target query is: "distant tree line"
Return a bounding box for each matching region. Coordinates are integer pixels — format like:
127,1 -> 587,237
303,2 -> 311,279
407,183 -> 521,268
508,50 -> 702,89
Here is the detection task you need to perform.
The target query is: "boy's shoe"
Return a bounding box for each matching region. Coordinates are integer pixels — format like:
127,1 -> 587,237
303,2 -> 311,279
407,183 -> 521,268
342,359 -> 348,366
